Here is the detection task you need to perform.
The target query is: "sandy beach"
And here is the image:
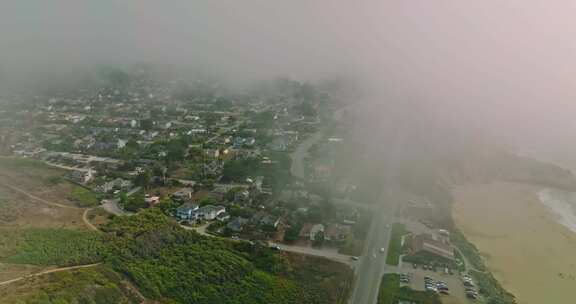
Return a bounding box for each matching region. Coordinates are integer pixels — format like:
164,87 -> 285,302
453,182 -> 576,304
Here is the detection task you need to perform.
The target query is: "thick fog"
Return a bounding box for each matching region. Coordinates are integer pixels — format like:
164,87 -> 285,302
2,1 -> 576,166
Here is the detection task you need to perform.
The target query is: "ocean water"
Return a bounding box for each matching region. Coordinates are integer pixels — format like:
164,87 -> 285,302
538,188 -> 576,233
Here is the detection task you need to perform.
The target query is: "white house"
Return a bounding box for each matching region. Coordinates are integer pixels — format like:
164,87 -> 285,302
194,205 -> 226,221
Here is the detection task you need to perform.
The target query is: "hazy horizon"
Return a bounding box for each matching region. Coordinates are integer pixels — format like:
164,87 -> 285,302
3,1 -> 576,164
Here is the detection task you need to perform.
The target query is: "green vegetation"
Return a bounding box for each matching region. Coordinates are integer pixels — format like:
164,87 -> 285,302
103,209 -> 349,304
0,156 -> 49,169
385,223 -> 408,266
0,209 -> 351,303
69,186 -> 99,207
470,270 -> 516,304
0,229 -> 105,266
451,229 -> 515,303
119,191 -> 148,212
377,274 -> 440,304
222,151 -> 293,193
2,265 -> 139,304
451,228 -> 486,271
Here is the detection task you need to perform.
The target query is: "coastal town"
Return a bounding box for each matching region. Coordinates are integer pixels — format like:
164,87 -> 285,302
0,69 -> 373,263
0,68 -> 523,304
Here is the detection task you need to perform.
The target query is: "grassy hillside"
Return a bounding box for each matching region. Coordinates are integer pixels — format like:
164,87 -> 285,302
0,228 -> 105,266
0,209 -> 352,304
103,209 -> 350,304
0,265 -> 141,304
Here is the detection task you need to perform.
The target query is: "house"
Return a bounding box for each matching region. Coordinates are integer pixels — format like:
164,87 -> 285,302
260,214 -> 280,228
216,212 -> 230,222
411,233 -> 455,260
145,195 -> 161,206
299,223 -> 314,239
68,169 -> 96,184
324,223 -> 351,242
204,149 -> 220,158
195,205 -> 226,221
309,224 -> 325,241
95,178 -> 133,193
172,188 -> 194,202
176,202 -> 199,220
227,217 -> 249,232
251,211 -> 281,228
234,190 -> 250,202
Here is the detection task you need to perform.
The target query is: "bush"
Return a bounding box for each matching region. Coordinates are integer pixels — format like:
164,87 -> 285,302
69,186 -> 99,207
1,229 -> 105,266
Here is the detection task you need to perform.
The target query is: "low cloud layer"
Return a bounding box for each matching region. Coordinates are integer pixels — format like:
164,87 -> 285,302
2,1 -> 576,158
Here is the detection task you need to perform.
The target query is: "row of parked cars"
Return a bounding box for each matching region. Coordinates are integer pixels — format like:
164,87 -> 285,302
424,276 -> 450,295
399,273 -> 411,283
412,263 -> 454,275
462,274 -> 479,300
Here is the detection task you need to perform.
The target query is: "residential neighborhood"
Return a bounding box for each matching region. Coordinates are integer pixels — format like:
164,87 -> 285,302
0,70 -> 370,258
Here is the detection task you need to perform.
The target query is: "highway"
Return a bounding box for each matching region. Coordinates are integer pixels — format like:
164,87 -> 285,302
348,189 -> 400,304
348,109 -> 407,304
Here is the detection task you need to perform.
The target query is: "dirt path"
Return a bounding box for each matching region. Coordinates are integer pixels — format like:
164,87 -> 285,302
0,181 -> 99,231
0,182 -> 80,210
82,208 -> 99,231
0,263 -> 101,287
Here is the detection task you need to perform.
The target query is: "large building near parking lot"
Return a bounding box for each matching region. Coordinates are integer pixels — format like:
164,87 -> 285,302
411,233 -> 455,260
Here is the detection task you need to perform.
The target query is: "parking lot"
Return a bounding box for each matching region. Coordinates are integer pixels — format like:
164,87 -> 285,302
396,264 -> 480,303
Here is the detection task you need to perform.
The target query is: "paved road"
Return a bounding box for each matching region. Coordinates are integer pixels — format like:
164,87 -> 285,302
268,242 -> 353,266
290,129 -> 324,179
348,114 -> 407,304
349,193 -> 400,304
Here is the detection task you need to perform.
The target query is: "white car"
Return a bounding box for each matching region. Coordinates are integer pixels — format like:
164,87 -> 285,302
380,247 -> 385,253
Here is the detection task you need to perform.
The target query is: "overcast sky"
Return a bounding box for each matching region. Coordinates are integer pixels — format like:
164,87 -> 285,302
2,1 -> 576,162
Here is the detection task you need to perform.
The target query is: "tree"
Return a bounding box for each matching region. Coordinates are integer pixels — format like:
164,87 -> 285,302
126,139 -> 139,150
283,226 -> 300,243
141,119 -> 153,131
135,170 -> 152,189
312,230 -> 325,247
122,192 -> 147,212
166,140 -> 186,163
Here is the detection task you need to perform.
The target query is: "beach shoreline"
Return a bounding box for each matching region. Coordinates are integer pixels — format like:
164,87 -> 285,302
453,182 -> 576,304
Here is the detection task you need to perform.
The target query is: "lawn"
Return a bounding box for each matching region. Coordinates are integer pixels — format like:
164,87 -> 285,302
385,223 -> 408,266
377,274 -> 440,304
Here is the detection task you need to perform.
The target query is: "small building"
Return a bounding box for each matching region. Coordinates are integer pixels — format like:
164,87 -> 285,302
176,202 -> 199,220
172,188 -> 194,202
145,195 -> 161,206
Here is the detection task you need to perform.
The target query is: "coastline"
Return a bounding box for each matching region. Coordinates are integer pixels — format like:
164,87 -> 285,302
453,182 -> 576,304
